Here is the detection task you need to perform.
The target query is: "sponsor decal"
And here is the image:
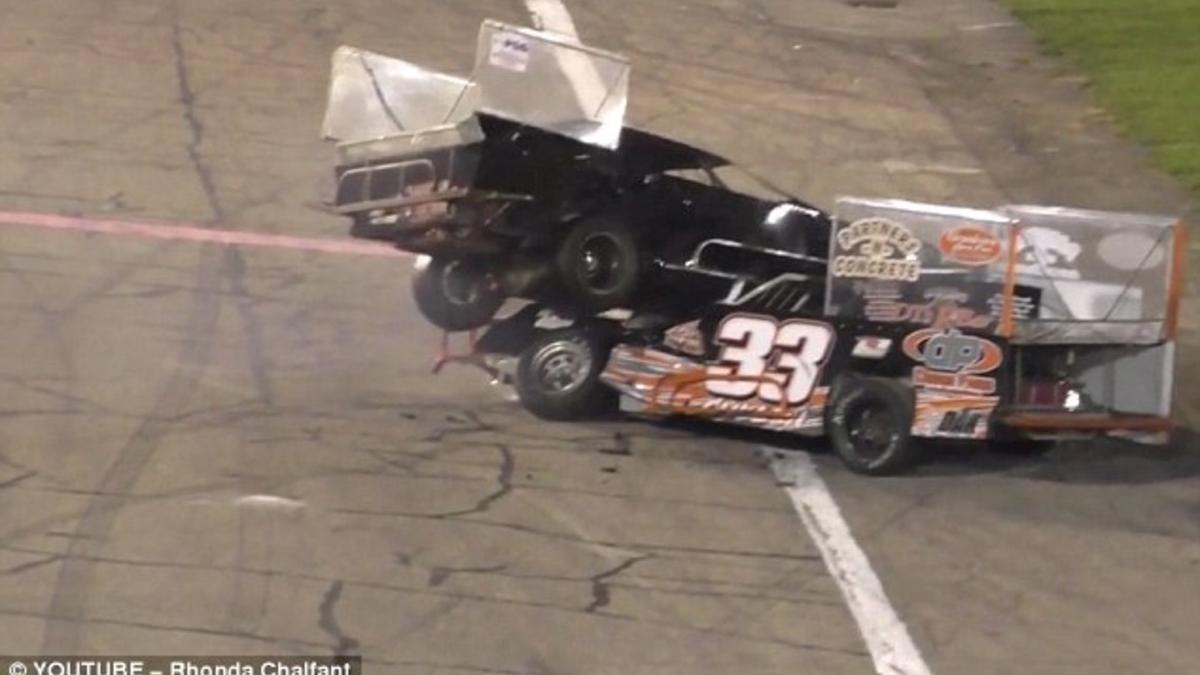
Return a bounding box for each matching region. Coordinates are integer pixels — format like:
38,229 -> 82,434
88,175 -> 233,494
663,319 -> 705,356
706,314 -> 835,407
910,394 -> 999,439
833,217 -> 922,282
865,286 -> 993,329
1017,226 -> 1081,279
903,328 -> 1002,395
987,292 -> 1036,321
939,226 -> 1002,266
603,338 -> 832,431
936,409 -> 985,436
489,32 -> 531,72
677,394 -> 792,417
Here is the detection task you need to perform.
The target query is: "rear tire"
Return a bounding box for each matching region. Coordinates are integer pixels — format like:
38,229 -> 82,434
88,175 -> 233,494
555,215 -> 641,312
826,376 -> 920,475
411,256 -> 503,332
515,328 -> 615,421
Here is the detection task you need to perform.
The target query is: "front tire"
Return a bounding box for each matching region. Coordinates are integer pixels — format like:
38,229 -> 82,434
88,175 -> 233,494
411,256 -> 503,332
515,328 -> 615,421
826,376 -> 920,475
555,215 -> 641,312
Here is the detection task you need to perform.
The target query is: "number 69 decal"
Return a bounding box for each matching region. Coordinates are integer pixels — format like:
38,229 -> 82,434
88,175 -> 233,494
706,314 -> 835,405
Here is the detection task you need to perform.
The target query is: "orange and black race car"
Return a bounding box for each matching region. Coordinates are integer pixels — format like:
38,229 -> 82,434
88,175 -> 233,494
464,198 -> 1184,475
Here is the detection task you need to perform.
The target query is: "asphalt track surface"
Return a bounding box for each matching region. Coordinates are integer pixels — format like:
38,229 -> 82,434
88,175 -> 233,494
1,1 -> 1198,674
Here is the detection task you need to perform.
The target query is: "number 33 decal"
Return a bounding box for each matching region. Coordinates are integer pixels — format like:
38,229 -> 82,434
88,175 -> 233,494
706,315 -> 835,405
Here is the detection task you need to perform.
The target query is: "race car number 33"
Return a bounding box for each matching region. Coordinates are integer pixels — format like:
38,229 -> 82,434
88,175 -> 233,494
706,315 -> 835,405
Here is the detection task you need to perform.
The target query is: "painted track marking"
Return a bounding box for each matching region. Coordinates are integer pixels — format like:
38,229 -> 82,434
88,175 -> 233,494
772,452 -> 933,675
525,0 -> 580,37
0,210 -> 408,258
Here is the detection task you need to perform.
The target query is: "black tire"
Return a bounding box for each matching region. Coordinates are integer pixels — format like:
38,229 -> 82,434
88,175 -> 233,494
826,376 -> 921,476
411,256 -> 503,332
515,327 -> 615,421
555,215 -> 640,311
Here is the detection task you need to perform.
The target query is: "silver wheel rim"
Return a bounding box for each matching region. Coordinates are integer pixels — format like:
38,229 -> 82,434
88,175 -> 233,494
530,339 -> 592,394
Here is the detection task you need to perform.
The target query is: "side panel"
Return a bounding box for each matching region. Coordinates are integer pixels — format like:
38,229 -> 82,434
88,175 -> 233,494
601,286 -> 1012,440
827,319 -> 1010,440
1073,342 -> 1174,416
602,310 -> 840,433
605,298 -> 837,431
900,326 -> 1008,439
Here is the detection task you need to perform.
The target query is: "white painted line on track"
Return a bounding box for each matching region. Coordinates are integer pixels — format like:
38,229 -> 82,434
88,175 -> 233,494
771,452 -> 933,675
522,0 -> 611,139
959,21 -> 1017,32
524,0 -> 580,38
882,159 -> 985,176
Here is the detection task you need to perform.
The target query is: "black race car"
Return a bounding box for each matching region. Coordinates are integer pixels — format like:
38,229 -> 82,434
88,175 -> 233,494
321,21 -> 827,330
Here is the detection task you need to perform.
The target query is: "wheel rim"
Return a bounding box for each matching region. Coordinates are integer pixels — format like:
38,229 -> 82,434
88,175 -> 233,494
440,260 -> 488,306
845,398 -> 899,461
578,234 -> 623,293
530,339 -> 593,395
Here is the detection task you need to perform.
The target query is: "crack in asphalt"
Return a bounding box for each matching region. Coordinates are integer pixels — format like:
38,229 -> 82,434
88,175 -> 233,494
431,444 -> 515,518
170,3 -> 275,408
15,605 -> 329,650
169,14 -> 223,224
428,563 -> 507,588
225,247 -> 276,404
423,410 -> 496,442
0,470 -> 36,490
585,554 -> 652,612
3,554 -> 63,576
317,580 -> 361,658
4,541 -> 852,655
335,506 -> 819,562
